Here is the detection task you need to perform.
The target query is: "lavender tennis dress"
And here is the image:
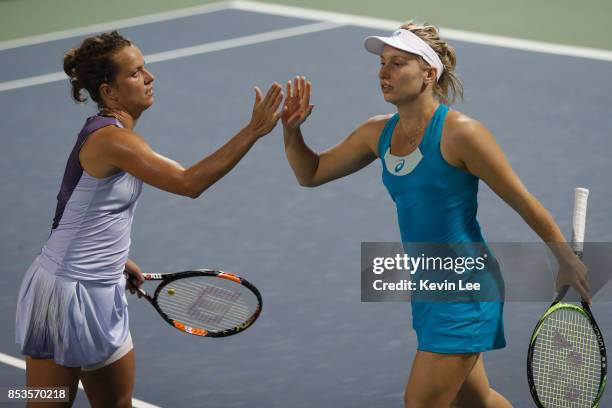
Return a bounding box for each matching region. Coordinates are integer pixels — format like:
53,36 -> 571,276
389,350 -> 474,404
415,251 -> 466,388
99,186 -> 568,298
15,116 -> 142,367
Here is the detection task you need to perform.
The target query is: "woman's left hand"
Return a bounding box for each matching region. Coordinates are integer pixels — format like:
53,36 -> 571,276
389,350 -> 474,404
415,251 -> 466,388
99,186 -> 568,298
282,76 -> 314,130
124,259 -> 145,298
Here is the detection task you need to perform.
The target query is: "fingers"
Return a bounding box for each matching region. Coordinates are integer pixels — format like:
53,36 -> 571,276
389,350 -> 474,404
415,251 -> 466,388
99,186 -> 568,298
304,80 -> 311,106
126,269 -> 145,286
136,275 -> 145,287
126,279 -> 138,296
293,76 -> 304,99
283,77 -> 311,102
287,76 -> 310,99
300,79 -> 311,112
576,262 -> 592,303
291,76 -> 310,110
578,286 -> 592,304
127,281 -> 144,298
282,80 -> 296,118
252,77 -> 312,132
282,76 -> 312,127
271,85 -> 283,111
262,83 -> 282,108
274,105 -> 289,122
253,86 -> 263,107
557,265 -> 592,304
564,276 -> 591,303
124,268 -> 146,298
578,277 -> 592,304
286,80 -> 293,99
266,84 -> 284,126
248,82 -> 286,137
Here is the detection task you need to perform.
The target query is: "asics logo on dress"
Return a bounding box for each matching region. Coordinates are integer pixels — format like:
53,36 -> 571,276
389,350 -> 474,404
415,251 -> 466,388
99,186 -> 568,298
395,159 -> 405,173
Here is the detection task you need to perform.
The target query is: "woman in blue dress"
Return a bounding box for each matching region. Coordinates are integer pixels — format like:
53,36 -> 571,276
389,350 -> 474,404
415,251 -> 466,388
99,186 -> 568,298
281,22 -> 590,407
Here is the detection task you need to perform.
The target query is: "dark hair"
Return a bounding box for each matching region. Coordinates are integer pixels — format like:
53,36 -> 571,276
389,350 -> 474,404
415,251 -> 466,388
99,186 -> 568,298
63,31 -> 132,106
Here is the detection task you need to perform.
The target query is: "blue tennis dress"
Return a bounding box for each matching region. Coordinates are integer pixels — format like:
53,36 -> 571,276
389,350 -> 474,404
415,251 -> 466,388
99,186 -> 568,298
378,104 -> 506,353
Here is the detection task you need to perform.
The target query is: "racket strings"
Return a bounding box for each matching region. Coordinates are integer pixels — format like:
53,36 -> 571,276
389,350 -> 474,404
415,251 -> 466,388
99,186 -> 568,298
157,277 -> 258,332
159,282 -> 252,330
161,283 -> 251,325
532,308 -> 602,407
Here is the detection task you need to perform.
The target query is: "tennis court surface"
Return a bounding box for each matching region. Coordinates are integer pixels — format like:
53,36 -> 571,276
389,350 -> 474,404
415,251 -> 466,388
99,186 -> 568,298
1,2 -> 611,406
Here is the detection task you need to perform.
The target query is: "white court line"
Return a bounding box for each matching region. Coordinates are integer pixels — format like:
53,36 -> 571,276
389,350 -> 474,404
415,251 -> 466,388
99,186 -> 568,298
0,352 -> 161,408
0,1 -> 233,51
0,72 -> 67,92
0,21 -> 343,92
232,0 -> 612,62
145,20 -> 343,63
1,0 -> 610,62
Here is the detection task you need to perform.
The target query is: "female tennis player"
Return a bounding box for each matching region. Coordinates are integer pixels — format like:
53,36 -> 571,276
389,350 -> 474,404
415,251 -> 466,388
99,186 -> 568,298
15,31 -> 283,407
282,23 -> 590,407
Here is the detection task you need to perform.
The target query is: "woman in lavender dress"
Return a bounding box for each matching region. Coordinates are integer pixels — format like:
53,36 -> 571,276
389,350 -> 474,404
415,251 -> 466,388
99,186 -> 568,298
16,31 -> 284,407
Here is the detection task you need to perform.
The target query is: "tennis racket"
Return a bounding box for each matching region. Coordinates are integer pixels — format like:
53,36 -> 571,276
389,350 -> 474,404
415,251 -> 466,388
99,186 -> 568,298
127,269 -> 262,337
527,187 -> 607,407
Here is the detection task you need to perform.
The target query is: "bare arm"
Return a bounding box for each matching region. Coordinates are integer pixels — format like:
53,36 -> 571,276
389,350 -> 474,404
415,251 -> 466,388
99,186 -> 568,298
83,84 -> 284,198
282,76 -> 380,187
449,117 -> 590,301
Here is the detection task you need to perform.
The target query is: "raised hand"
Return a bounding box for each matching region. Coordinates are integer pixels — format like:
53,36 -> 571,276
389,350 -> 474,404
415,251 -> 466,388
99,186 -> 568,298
282,76 -> 314,130
247,83 -> 284,138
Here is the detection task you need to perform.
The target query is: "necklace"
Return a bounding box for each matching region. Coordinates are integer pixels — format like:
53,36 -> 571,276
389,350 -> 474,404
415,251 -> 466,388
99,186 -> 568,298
398,120 -> 427,148
397,106 -> 437,148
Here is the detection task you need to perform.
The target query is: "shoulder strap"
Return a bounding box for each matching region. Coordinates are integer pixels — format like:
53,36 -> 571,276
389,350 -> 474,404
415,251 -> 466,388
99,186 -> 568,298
420,104 -> 449,153
76,116 -> 124,151
377,113 -> 399,158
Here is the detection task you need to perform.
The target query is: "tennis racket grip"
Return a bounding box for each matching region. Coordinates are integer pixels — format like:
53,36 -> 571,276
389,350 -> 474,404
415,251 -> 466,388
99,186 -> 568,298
555,187 -> 589,303
125,272 -> 150,299
571,187 -> 589,257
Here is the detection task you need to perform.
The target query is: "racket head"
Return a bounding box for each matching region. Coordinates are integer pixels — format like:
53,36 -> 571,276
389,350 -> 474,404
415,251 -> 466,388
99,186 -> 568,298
527,302 -> 607,407
149,270 -> 262,338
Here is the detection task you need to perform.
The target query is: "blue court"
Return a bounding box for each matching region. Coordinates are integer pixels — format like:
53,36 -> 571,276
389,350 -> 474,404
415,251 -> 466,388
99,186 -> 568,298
1,4 -> 611,407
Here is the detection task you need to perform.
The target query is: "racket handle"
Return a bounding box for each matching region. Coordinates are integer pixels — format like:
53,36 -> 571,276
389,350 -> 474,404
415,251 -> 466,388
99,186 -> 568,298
571,187 -> 589,256
554,285 -> 570,303
561,187 -> 590,304
124,272 -> 148,298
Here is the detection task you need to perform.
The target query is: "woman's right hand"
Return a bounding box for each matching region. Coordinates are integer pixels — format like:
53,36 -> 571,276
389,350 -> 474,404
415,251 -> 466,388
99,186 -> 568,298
247,83 -> 284,138
556,255 -> 591,303
282,76 -> 314,131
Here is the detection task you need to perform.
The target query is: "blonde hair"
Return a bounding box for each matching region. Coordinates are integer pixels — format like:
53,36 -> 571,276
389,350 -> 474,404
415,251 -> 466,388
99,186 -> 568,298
399,21 -> 463,105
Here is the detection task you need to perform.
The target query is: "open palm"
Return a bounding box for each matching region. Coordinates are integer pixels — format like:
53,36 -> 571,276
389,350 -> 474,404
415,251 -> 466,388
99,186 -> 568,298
282,76 -> 314,130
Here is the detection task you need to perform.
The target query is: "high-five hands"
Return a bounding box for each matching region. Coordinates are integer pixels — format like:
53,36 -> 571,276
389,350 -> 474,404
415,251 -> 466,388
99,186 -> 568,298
282,76 -> 314,130
247,83 -> 285,138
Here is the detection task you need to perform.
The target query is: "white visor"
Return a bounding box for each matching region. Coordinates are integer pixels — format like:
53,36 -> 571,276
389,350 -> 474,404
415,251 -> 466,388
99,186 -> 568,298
364,29 -> 444,81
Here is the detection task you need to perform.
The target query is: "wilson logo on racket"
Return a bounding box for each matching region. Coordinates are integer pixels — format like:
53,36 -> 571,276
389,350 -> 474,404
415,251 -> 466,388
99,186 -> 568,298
128,269 -> 262,338
173,321 -> 208,337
